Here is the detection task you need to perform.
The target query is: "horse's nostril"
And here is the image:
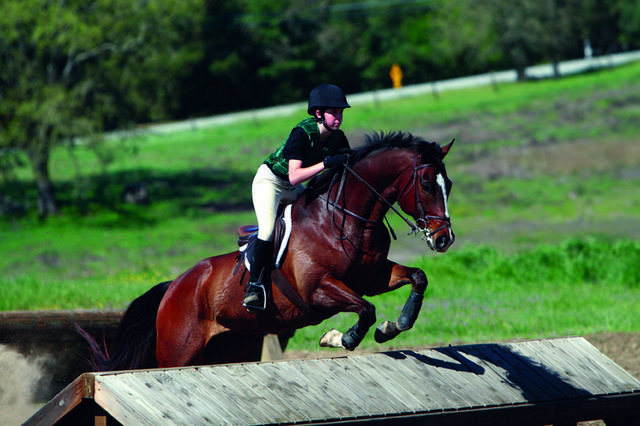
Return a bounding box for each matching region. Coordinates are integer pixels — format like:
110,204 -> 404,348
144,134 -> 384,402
436,235 -> 449,250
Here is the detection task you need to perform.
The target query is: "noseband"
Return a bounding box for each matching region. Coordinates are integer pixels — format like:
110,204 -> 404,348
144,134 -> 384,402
319,154 -> 452,241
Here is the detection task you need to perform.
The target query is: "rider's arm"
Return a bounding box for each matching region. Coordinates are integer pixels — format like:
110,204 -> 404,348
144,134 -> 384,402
283,127 -> 328,186
288,159 -> 325,186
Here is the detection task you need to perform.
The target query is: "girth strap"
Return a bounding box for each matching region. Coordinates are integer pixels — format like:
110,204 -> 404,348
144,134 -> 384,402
271,269 -> 312,315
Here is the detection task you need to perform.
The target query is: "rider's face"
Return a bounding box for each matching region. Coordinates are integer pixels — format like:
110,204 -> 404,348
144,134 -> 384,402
318,108 -> 344,131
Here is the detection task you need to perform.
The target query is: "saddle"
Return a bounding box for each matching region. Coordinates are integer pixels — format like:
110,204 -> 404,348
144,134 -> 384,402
235,205 -> 311,314
236,204 -> 293,271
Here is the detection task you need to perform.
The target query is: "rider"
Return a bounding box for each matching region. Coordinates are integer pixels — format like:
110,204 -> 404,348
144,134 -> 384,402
242,84 -> 352,311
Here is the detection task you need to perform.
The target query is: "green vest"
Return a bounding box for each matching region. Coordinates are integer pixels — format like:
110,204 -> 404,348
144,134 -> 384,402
265,118 -> 344,179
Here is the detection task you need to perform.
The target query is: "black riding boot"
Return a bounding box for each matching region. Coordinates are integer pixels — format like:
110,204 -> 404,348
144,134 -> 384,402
243,238 -> 273,312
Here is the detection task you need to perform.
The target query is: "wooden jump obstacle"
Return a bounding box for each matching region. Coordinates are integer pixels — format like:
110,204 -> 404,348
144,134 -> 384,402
25,336 -> 640,426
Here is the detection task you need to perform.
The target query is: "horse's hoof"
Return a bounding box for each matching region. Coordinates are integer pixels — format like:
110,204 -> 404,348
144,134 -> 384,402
319,329 -> 344,349
374,320 -> 400,343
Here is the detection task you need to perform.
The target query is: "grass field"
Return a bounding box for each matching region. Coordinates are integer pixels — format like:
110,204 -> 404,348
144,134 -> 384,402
1,61 -> 639,351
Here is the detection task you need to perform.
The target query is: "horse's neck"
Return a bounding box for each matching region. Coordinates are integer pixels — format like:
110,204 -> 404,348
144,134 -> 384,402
328,160 -> 404,227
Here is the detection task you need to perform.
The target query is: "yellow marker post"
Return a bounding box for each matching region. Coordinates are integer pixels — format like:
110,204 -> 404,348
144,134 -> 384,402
389,63 -> 403,89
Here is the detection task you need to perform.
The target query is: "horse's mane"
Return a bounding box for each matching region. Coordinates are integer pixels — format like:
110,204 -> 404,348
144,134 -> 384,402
308,131 -> 444,191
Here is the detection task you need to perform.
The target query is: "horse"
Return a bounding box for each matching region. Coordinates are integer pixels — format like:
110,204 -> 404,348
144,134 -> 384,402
81,131 -> 454,370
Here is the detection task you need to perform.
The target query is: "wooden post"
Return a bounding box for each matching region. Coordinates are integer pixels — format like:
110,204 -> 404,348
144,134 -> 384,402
261,334 -> 283,361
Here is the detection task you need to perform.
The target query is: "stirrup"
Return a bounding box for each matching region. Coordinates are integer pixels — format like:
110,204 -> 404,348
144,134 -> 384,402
242,282 -> 267,312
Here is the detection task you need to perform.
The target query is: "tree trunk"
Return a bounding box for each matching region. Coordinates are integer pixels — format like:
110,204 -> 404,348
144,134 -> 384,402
27,145 -> 58,218
552,60 -> 561,78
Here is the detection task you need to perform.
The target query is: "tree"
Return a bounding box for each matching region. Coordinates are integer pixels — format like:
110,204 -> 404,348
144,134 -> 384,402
428,0 -> 503,80
483,0 -> 548,80
594,0 -> 640,53
535,0 -> 590,77
0,0 -> 204,218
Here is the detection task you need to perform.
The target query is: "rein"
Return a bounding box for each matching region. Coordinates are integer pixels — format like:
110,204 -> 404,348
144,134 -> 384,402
317,154 -> 451,241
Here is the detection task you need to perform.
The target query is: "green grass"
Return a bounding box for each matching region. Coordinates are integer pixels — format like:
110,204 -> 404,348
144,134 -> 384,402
289,239 -> 640,351
2,60 -> 640,352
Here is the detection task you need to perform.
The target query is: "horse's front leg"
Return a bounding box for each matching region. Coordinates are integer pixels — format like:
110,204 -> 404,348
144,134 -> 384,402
366,261 -> 428,344
313,275 -> 376,351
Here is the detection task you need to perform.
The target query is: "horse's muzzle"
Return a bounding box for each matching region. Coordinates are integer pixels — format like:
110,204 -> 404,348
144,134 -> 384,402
435,233 -> 454,251
427,227 -> 454,252
413,216 -> 454,252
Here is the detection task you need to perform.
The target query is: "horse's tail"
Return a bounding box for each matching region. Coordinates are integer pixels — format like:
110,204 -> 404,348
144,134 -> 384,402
76,280 -> 172,371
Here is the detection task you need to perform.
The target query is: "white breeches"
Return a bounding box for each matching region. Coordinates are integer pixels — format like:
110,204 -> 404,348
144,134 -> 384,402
252,164 -> 305,242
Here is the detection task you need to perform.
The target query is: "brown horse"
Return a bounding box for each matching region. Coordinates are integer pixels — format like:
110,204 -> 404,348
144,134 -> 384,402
81,131 -> 454,370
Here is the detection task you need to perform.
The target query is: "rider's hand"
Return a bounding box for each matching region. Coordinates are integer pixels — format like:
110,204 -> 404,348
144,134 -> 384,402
323,154 -> 347,168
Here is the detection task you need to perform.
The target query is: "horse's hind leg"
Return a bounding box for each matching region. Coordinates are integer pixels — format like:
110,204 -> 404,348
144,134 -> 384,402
367,261 -> 429,344
156,294 -> 211,368
156,319 -> 209,368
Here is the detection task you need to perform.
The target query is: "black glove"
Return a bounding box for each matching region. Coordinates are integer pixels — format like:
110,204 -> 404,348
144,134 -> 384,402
323,154 -> 347,168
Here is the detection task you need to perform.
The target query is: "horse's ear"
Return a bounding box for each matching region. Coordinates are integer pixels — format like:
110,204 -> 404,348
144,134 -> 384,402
441,138 -> 455,158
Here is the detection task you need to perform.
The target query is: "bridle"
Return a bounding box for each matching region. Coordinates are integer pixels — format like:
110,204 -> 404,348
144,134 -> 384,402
397,154 -> 452,239
318,154 -> 452,242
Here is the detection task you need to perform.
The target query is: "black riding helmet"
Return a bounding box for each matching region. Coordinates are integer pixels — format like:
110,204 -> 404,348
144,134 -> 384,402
307,84 -> 351,115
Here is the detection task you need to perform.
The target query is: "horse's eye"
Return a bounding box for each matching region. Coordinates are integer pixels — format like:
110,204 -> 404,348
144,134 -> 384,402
421,180 -> 433,193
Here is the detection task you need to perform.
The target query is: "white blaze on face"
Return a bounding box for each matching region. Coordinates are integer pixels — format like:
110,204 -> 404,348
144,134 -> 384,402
428,171 -> 453,247
436,173 -> 450,218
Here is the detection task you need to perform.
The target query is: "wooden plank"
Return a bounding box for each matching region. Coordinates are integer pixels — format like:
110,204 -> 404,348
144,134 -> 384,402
22,374 -> 95,426
401,349 -> 485,408
360,351 -> 479,410
507,338 -> 619,396
502,339 -> 596,398
376,351 -> 470,411
242,360 -> 342,421
450,346 -> 531,405
269,358 -> 382,419
438,346 -> 528,406
301,393 -> 640,426
0,310 -> 123,333
178,368 -> 253,425
116,370 -> 194,423
26,336 -> 640,425
101,369 -> 222,425
280,357 -> 383,419
329,355 -> 421,414
0,309 -> 123,345
471,343 -> 563,401
197,364 -> 284,425
459,343 -> 556,403
242,361 -> 328,422
543,338 -> 618,395
180,368 -> 245,425
93,374 -> 160,425
399,348 -> 503,409
208,361 -> 334,424
262,360 -> 362,420
564,337 -> 640,391
143,369 -> 233,425
174,367 -> 245,425
95,372 -> 185,425
352,354 -> 439,411
330,355 -> 423,412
